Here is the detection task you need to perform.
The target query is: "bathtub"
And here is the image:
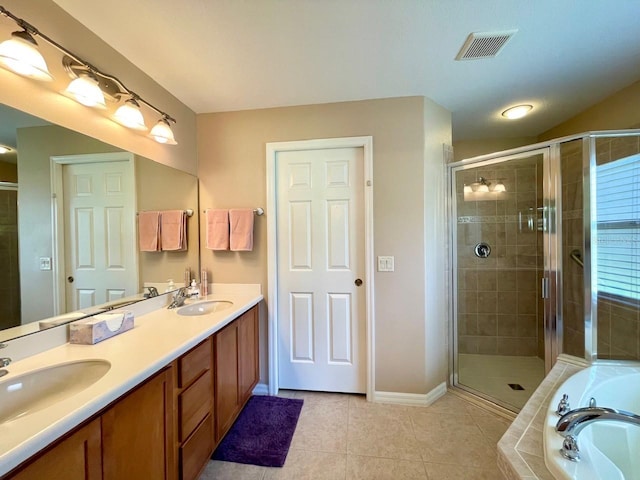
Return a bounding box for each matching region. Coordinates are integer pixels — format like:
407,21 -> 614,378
544,364 -> 640,480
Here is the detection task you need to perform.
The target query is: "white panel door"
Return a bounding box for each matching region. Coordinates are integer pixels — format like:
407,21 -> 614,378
277,147 -> 365,393
63,160 -> 136,311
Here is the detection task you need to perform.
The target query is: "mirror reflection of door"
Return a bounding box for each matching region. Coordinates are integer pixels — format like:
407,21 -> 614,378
57,154 -> 137,312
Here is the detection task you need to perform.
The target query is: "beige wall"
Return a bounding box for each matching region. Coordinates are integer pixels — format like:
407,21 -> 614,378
136,156 -> 200,286
539,80 -> 640,141
17,125 -> 123,323
198,97 -> 451,394
453,137 -> 538,162
0,0 -> 197,175
0,161 -> 17,182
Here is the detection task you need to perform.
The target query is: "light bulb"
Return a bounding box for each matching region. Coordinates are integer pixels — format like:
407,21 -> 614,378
0,30 -> 53,81
150,118 -> 177,145
65,75 -> 106,108
463,184 -> 472,194
114,98 -> 147,131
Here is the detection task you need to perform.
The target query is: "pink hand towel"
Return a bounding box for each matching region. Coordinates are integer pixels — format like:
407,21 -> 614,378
229,208 -> 254,251
161,210 -> 186,251
206,209 -> 229,250
138,211 -> 160,252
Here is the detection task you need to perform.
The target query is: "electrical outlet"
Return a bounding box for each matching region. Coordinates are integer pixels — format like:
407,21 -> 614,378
377,256 -> 394,272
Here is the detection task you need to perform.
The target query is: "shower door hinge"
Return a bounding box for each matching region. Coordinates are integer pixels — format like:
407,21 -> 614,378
541,277 -> 549,299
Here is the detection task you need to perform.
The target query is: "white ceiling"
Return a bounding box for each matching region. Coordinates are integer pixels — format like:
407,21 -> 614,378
52,0 -> 640,141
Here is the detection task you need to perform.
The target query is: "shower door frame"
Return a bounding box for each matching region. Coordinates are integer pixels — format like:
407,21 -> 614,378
447,145 -> 561,409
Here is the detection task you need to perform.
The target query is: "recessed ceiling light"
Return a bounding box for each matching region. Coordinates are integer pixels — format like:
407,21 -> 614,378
502,104 -> 533,120
0,144 -> 13,154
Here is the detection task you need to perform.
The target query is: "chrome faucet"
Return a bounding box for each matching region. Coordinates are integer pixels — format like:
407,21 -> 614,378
0,357 -> 10,367
144,286 -> 159,298
556,406 -> 640,461
167,287 -> 189,309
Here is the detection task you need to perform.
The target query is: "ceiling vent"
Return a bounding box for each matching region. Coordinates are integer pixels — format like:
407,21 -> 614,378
455,30 -> 517,60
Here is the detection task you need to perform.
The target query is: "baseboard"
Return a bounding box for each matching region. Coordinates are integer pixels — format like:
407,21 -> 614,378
252,383 -> 269,395
373,382 -> 447,406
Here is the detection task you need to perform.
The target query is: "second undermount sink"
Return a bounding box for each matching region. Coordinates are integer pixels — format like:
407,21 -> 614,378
0,359 -> 111,425
177,300 -> 234,316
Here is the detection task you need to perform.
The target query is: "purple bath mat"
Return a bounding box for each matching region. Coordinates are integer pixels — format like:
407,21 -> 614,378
212,395 -> 303,467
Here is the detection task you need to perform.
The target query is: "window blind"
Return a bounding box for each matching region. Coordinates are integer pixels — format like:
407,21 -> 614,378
595,153 -> 640,302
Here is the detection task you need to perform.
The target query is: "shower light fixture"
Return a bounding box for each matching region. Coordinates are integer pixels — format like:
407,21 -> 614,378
502,104 -> 533,120
0,28 -> 52,81
493,181 -> 506,192
0,6 -> 177,145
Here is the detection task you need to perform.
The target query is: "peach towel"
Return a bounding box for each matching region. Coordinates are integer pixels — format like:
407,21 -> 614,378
229,209 -> 254,251
138,211 -> 160,252
161,210 -> 187,251
206,209 -> 229,250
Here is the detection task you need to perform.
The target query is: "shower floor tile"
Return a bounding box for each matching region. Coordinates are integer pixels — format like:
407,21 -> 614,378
457,354 -> 545,410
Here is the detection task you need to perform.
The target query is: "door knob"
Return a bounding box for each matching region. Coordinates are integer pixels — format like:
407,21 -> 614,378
67,276 -> 74,283
355,278 -> 363,286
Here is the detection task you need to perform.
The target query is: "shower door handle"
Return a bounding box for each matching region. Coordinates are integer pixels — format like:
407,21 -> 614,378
541,277 -> 549,299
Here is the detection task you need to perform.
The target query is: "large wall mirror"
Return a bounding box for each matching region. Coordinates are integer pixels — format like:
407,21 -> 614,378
0,103 -> 199,343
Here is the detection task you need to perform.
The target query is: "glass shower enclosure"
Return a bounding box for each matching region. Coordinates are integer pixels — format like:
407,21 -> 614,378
448,131 -> 640,412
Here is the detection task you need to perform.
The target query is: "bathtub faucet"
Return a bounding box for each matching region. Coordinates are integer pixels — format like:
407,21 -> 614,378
556,406 -> 640,461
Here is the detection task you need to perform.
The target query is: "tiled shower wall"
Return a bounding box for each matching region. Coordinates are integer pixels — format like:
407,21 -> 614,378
457,158 -> 544,357
561,135 -> 640,361
595,136 -> 640,360
561,140 -> 585,357
0,189 -> 20,329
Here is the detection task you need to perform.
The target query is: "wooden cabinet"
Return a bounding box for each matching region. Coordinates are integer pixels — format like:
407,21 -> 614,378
9,419 -> 102,480
102,367 -> 174,480
7,369 -> 172,480
214,305 -> 259,442
5,303 -> 260,480
175,337 -> 215,480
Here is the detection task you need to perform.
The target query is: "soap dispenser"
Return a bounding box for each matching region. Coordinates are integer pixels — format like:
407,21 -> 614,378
189,279 -> 200,299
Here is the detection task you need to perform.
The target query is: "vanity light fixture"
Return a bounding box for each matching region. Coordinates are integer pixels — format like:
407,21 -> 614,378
64,74 -> 106,108
463,184 -> 473,194
0,5 -> 177,144
0,27 -> 52,81
150,116 -> 177,145
501,104 -> 533,120
0,144 -> 12,154
114,97 -> 147,131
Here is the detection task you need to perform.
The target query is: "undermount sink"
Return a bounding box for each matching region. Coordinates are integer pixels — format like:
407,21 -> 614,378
0,359 -> 111,424
177,300 -> 234,316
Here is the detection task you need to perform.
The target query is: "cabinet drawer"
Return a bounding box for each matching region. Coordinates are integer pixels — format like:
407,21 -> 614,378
180,413 -> 214,480
179,338 -> 212,388
179,371 -> 213,442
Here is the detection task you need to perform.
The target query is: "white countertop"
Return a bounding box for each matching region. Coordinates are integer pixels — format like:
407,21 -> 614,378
0,285 -> 263,477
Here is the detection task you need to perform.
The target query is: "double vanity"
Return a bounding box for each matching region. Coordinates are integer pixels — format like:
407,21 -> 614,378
0,284 -> 263,480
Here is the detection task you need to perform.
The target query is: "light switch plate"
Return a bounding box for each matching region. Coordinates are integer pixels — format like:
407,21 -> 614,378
39,257 -> 52,271
377,256 -> 394,272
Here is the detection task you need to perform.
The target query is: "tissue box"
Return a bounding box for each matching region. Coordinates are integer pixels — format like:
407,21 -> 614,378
70,310 -> 134,345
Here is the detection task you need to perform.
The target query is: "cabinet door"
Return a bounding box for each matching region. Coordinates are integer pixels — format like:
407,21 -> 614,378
9,418 -> 101,480
214,322 -> 239,441
102,367 -> 174,480
238,306 -> 259,403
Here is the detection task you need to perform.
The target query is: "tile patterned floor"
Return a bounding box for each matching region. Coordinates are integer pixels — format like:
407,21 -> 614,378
199,391 -> 510,480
